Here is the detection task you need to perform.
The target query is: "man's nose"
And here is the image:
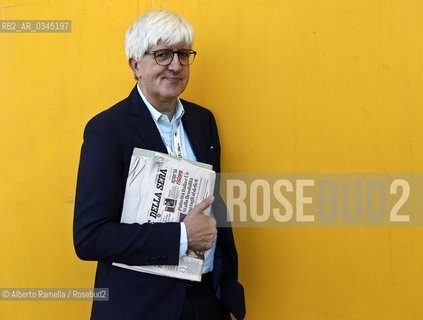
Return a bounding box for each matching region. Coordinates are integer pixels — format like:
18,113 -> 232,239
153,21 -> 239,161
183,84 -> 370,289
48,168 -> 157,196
168,53 -> 183,70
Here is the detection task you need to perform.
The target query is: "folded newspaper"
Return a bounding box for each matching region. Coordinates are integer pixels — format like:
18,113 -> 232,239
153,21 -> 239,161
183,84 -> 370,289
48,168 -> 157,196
112,148 -> 216,281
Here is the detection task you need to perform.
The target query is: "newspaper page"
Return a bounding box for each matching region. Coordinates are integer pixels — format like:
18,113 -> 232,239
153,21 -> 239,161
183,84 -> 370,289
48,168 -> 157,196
113,148 -> 216,281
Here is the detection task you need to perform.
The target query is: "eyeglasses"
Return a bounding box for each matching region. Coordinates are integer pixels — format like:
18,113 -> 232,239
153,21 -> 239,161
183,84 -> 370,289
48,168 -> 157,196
145,49 -> 197,66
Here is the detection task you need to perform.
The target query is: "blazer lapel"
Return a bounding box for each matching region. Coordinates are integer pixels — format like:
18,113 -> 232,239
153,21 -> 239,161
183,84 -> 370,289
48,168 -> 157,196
181,109 -> 208,164
127,86 -> 168,154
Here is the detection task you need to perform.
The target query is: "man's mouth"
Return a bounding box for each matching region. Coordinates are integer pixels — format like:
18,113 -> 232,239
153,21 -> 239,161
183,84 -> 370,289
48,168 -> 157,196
164,77 -> 182,82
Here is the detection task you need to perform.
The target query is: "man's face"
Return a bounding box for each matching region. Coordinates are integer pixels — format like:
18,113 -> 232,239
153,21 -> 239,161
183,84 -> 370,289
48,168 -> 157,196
136,43 -> 191,108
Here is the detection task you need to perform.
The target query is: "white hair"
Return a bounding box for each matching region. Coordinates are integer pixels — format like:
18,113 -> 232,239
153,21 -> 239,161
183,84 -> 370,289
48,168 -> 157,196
125,10 -> 194,62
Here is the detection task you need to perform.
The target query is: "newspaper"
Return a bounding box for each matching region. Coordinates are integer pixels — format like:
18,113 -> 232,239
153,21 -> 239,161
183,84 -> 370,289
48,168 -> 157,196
112,148 -> 216,281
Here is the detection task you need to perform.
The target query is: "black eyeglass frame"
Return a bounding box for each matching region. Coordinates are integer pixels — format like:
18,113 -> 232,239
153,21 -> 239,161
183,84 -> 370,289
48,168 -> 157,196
145,49 -> 197,66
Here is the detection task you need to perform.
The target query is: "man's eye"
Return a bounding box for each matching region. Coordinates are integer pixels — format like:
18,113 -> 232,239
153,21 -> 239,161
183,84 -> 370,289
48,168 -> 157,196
155,51 -> 170,59
179,51 -> 190,58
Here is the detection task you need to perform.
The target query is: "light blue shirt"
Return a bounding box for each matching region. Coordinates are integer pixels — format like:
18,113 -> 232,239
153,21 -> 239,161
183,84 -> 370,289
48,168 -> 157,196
137,85 -> 215,274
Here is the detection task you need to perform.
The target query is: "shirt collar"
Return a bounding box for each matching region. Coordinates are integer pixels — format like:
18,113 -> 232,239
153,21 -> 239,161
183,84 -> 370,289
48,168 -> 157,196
136,84 -> 185,123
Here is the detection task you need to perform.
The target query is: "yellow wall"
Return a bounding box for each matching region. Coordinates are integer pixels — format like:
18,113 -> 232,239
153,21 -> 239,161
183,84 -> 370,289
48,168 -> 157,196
1,0 -> 423,319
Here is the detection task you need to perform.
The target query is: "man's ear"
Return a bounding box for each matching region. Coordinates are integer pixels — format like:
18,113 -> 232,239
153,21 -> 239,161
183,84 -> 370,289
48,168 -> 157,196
129,58 -> 140,80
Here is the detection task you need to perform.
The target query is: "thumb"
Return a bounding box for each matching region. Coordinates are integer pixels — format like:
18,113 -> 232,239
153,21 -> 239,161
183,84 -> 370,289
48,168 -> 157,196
191,195 -> 215,214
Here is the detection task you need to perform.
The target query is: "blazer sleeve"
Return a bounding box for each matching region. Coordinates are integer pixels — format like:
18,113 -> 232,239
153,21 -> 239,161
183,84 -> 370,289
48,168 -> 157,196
73,115 -> 180,266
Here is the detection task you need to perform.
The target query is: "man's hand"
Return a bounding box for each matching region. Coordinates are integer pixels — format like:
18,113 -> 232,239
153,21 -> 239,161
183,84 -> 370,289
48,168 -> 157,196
183,195 -> 217,252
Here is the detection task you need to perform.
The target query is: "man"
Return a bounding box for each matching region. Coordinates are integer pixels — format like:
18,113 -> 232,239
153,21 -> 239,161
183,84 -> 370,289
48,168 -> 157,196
73,10 -> 246,320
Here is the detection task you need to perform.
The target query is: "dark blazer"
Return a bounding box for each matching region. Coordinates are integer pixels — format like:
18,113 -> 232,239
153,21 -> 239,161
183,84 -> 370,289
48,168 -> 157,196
74,86 -> 246,320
